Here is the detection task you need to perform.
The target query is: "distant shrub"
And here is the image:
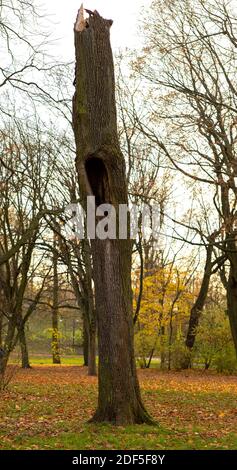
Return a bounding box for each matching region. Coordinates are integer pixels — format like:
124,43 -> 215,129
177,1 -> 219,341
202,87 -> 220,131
170,338 -> 189,370
194,308 -> 237,373
214,345 -> 237,374
135,331 -> 157,368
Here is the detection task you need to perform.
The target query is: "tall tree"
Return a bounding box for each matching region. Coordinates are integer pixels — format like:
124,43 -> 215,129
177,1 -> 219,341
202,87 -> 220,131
136,0 -> 237,357
73,7 -> 153,424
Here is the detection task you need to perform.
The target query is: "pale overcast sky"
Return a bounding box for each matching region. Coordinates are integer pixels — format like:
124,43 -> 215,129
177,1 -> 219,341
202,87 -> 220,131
43,0 -> 151,60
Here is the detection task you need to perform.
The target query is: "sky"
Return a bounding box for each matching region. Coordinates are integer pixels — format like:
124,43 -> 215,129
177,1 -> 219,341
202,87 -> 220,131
42,0 -> 151,60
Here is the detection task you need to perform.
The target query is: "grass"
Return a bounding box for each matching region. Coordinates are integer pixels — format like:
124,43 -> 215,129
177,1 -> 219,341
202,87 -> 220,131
0,360 -> 237,450
10,354 -> 161,367
9,354 -> 85,366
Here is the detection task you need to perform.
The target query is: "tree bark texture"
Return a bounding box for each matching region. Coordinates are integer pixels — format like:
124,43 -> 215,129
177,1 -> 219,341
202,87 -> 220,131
73,8 -> 153,424
0,320 -> 15,378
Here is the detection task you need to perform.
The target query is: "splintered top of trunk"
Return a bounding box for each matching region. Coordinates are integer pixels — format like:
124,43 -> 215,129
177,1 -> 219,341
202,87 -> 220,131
73,7 -> 118,158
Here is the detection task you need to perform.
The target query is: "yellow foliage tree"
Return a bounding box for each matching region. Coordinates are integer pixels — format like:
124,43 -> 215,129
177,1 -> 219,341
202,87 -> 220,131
133,266 -> 194,368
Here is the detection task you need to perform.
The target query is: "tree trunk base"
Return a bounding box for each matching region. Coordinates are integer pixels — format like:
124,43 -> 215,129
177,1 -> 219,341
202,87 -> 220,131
89,402 -> 156,426
21,364 -> 32,369
180,358 -> 192,370
53,359 -> 61,365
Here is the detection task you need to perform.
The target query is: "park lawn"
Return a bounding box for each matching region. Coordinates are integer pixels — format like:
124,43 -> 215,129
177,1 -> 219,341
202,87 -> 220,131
10,355 -> 161,367
28,356 -> 85,366
9,355 -> 86,366
0,365 -> 237,450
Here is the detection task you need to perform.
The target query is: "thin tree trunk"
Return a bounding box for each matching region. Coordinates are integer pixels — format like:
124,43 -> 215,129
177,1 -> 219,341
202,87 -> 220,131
0,311 -> 3,348
88,315 -> 97,376
160,326 -> 166,370
182,244 -> 213,368
133,234 -> 144,325
52,235 -> 61,365
83,240 -> 97,376
82,316 -> 89,366
146,346 -> 155,369
73,8 -> 154,424
159,288 -> 166,370
82,309 -> 96,374
227,267 -> 237,356
168,311 -> 173,371
72,318 -> 76,350
18,323 -> 31,369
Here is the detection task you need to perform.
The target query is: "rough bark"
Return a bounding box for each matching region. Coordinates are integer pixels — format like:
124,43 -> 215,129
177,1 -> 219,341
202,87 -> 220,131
73,8 -> 154,424
0,320 -> 15,378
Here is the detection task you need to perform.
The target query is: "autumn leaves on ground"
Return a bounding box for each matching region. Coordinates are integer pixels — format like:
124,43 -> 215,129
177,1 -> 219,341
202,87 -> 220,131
1,364 -> 237,450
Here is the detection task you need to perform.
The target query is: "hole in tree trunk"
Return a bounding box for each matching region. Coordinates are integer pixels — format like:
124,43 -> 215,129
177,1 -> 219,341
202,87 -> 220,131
85,156 -> 109,206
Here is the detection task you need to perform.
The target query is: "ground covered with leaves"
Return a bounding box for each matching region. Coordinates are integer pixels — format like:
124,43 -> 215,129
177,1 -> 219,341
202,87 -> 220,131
0,365 -> 237,450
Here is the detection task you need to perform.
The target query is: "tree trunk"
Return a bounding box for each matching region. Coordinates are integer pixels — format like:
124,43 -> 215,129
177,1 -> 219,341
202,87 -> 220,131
18,324 -> 31,369
147,346 -> 155,369
52,235 -> 61,365
82,309 -> 96,375
227,267 -> 237,356
73,8 -> 153,424
82,316 -> 89,366
0,311 -> 3,348
83,240 -> 97,376
160,326 -> 166,370
182,244 -> 213,368
0,320 -> 15,381
0,353 -> 8,389
88,317 -> 97,376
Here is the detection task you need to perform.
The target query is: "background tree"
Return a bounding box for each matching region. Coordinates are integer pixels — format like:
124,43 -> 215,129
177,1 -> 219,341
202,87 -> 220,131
133,0 -> 237,356
0,119 -> 59,374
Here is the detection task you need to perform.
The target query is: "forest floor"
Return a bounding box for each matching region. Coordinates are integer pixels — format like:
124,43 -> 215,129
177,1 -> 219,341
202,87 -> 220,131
0,365 -> 237,450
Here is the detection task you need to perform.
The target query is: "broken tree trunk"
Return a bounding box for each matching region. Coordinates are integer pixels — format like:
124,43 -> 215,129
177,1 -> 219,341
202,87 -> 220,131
73,7 -> 154,424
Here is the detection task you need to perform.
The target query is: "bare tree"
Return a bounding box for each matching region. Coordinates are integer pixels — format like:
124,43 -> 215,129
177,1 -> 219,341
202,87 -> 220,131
0,0 -> 72,124
0,119 -> 59,374
134,0 -> 237,356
